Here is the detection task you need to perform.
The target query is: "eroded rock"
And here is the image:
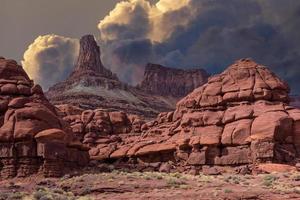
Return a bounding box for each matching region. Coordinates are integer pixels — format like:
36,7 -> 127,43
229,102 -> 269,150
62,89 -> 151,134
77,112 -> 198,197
0,58 -> 89,179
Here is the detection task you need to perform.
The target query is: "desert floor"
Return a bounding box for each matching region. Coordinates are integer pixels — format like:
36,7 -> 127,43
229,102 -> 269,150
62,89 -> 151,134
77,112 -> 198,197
1,169 -> 300,200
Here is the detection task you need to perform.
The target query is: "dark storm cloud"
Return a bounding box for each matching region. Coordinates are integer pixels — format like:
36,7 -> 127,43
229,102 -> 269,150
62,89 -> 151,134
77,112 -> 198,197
98,0 -> 300,93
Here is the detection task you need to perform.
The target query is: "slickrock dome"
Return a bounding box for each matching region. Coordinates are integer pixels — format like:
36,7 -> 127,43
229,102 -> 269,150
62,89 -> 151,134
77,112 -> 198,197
84,59 -> 300,173
176,58 -> 289,112
0,58 -> 89,179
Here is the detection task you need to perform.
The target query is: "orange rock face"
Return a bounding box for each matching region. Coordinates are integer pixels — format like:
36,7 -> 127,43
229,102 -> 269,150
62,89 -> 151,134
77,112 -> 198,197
0,58 -> 89,179
73,59 -> 300,173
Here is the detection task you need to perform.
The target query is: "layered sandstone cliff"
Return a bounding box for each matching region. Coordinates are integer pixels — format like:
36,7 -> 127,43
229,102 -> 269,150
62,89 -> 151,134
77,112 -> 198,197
138,63 -> 208,97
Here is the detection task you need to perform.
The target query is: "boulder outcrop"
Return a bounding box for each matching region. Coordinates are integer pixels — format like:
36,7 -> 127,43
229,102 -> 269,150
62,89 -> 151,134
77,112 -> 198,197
0,58 -> 89,179
81,59 -> 300,172
57,105 -> 143,154
137,63 -> 209,97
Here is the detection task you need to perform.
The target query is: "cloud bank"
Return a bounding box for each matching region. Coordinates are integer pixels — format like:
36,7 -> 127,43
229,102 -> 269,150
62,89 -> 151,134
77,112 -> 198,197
22,34 -> 79,89
98,0 -> 300,93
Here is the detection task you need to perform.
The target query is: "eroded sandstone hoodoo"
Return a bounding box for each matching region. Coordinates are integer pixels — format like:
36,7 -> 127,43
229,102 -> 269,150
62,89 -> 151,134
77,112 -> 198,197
80,59 -> 300,173
0,58 -> 89,179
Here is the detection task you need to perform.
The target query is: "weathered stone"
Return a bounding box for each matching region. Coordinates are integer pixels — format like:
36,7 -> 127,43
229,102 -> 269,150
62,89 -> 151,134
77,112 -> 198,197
35,129 -> 68,143
135,143 -> 176,156
222,119 -> 252,145
187,149 -> 206,165
0,58 -> 89,178
0,143 -> 15,158
109,111 -> 132,134
194,126 -> 223,145
251,111 -> 293,142
251,141 -> 274,161
215,146 -> 252,165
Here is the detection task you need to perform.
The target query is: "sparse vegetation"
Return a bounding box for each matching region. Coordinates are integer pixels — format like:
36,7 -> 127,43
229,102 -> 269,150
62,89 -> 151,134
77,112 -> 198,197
33,186 -> 76,200
224,175 -> 241,184
224,188 -> 233,193
1,171 -> 300,199
262,174 -> 279,187
197,174 -> 214,183
0,192 -> 27,200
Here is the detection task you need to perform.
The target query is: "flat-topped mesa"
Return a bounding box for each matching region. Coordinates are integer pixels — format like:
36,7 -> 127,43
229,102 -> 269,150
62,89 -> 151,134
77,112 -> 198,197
71,35 -> 117,80
138,63 -> 209,97
177,58 -> 290,111
0,58 -> 89,179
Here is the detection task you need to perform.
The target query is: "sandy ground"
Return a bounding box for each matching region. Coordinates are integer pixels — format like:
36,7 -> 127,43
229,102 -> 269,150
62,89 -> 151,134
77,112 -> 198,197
1,170 -> 300,200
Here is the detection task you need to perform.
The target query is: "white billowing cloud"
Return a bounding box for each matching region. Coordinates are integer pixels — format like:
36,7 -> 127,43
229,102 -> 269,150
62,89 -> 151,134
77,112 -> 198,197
155,0 -> 190,13
22,34 -> 79,90
98,0 -> 151,42
98,0 -> 195,43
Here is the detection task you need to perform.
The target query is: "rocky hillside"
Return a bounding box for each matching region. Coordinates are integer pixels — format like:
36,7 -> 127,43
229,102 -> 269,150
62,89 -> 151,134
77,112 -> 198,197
137,63 -> 208,97
46,35 -> 207,118
70,58 -> 300,173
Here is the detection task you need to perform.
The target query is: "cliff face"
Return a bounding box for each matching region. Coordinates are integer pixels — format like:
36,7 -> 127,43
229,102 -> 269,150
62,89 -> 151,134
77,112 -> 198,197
71,35 -> 116,80
138,63 -> 209,97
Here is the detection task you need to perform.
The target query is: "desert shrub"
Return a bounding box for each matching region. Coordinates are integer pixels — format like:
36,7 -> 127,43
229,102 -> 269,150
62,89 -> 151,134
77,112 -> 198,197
224,175 -> 241,184
166,176 -> 186,188
224,189 -> 233,193
33,187 -> 76,200
262,174 -> 278,187
0,192 -> 25,200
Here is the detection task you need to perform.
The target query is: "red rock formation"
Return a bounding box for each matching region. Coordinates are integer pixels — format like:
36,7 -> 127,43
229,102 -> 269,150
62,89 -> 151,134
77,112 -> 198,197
46,35 -> 176,118
137,63 -> 208,97
79,59 -> 300,172
0,58 -> 89,179
57,105 -> 142,149
72,35 -> 115,78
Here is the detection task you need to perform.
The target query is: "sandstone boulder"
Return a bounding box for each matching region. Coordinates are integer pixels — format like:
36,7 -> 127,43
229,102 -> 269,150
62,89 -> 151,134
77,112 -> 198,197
0,58 -> 89,179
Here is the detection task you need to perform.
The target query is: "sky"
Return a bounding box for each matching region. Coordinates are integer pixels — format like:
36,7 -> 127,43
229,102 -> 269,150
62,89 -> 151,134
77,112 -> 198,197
1,0 -> 300,94
0,0 -> 119,60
